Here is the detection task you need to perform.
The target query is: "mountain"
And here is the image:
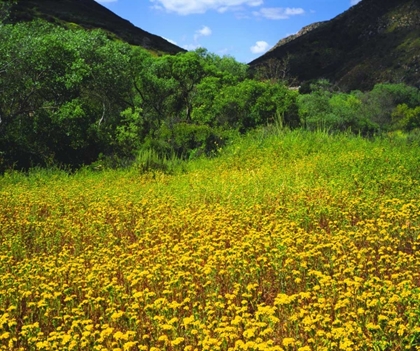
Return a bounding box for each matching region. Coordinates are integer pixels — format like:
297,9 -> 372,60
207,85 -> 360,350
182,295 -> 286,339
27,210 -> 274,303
4,0 -> 185,55
249,0 -> 420,91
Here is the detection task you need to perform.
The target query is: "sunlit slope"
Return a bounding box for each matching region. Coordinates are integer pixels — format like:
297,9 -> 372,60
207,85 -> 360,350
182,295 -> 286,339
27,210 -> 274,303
1,131 -> 420,350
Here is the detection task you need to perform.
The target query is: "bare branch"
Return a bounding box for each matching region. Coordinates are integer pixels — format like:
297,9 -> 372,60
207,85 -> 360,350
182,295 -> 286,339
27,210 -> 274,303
98,101 -> 106,127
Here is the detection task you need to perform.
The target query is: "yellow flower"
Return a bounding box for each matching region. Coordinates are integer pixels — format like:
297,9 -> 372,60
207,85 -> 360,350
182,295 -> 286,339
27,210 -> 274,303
171,337 -> 185,346
111,311 -> 125,321
100,327 -> 114,340
183,316 -> 195,327
114,331 -> 128,341
366,323 -> 381,331
36,341 -> 50,349
123,341 -> 138,350
161,324 -> 173,331
282,338 -> 295,347
0,332 -> 10,340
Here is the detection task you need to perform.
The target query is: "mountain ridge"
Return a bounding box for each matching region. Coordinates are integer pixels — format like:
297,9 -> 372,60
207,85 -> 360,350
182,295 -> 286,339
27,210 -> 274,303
250,0 -> 420,91
268,21 -> 327,53
4,0 -> 185,55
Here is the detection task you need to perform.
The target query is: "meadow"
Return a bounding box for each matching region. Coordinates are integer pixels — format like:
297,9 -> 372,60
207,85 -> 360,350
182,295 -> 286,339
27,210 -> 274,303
1,130 -> 420,351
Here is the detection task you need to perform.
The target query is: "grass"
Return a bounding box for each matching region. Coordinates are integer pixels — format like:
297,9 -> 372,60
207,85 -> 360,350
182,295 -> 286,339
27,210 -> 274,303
0,129 -> 420,350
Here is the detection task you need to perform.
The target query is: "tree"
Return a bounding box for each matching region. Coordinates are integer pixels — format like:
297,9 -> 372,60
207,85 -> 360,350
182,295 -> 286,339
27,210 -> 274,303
168,51 -> 207,121
201,79 -> 298,131
129,48 -> 177,130
392,104 -> 420,131
255,55 -> 296,85
361,83 -> 420,130
0,20 -> 136,169
191,76 -> 222,125
0,21 -> 90,168
297,81 -> 333,130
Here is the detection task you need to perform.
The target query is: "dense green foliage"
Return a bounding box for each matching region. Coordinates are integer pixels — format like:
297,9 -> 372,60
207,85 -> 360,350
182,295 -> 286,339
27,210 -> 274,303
0,19 -> 419,173
297,80 -> 420,135
0,20 -> 299,171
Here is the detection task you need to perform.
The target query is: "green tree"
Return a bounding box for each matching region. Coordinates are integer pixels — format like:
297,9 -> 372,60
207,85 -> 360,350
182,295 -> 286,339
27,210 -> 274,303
129,48 -> 177,130
190,54 -> 249,125
202,79 -> 297,131
297,82 -> 333,130
113,107 -> 144,157
392,104 -> 420,131
0,20 -> 136,169
169,51 -> 207,121
191,76 -> 223,125
0,21 -> 92,168
361,83 -> 420,130
297,82 -> 377,134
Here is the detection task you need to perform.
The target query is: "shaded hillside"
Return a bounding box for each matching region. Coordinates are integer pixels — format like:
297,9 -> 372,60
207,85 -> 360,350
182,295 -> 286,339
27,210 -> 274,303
250,0 -> 420,91
4,0 -> 185,54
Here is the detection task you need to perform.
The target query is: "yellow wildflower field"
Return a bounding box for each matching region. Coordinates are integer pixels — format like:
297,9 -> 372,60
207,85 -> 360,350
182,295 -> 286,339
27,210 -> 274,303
0,131 -> 419,350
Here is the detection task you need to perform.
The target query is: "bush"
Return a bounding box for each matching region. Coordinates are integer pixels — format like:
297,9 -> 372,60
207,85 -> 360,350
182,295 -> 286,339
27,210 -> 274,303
361,83 -> 420,129
154,123 -> 227,159
297,81 -> 419,135
391,104 -> 420,131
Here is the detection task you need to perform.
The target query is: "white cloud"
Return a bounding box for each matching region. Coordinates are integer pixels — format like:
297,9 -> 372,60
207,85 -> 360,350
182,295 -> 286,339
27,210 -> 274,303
163,37 -> 177,45
350,0 -> 361,5
194,25 -> 212,41
150,0 -> 263,15
253,7 -> 305,20
250,41 -> 269,54
197,26 -> 212,37
184,26 -> 212,51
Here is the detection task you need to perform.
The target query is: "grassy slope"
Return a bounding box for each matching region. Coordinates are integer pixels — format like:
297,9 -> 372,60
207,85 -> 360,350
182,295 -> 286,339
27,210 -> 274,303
1,130 -> 420,350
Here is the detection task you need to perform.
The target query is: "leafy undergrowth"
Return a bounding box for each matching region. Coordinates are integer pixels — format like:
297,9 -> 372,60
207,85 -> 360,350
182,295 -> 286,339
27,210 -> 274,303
1,130 -> 420,351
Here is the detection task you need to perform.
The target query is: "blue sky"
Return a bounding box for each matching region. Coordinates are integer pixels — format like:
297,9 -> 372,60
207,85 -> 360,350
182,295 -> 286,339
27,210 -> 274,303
95,0 -> 362,63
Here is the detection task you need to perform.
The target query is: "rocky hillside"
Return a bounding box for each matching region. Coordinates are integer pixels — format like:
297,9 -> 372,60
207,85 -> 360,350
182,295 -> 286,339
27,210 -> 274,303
268,22 -> 327,53
4,0 -> 185,55
250,0 -> 420,91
